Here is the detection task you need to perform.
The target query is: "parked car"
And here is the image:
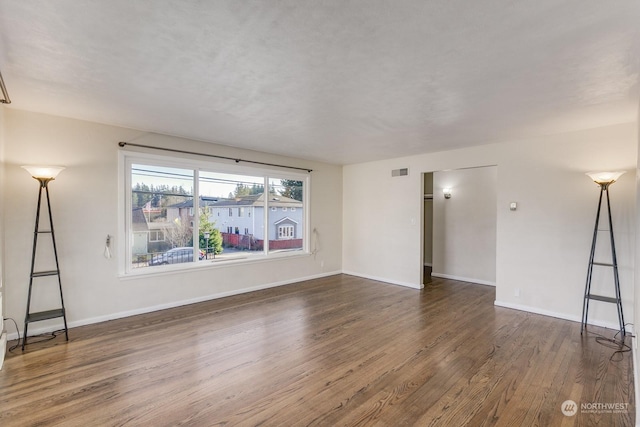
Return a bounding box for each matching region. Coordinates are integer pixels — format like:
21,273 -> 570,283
149,247 -> 204,266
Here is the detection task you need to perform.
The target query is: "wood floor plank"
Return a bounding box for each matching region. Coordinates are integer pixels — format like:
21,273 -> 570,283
0,274 -> 634,426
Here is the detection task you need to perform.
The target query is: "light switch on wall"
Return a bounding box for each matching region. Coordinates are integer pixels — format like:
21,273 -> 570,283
510,202 -> 517,211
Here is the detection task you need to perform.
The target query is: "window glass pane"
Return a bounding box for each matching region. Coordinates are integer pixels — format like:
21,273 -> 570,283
131,164 -> 194,268
267,178 -> 304,253
198,171 -> 265,262
124,154 -> 309,275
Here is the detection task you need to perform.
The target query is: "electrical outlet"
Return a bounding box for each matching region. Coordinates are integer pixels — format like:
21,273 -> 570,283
514,288 -> 520,297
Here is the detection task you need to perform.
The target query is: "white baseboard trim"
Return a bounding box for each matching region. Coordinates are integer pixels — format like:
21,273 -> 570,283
6,270 -> 342,341
431,273 -> 495,287
342,270 -> 423,290
493,300 -> 620,331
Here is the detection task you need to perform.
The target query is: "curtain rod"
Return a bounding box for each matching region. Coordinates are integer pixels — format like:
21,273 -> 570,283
118,141 -> 312,173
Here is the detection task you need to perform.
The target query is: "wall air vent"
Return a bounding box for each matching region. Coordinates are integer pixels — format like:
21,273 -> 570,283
391,168 -> 409,177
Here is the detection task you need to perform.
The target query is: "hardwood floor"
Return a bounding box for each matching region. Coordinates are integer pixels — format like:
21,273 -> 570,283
1,274 -> 634,426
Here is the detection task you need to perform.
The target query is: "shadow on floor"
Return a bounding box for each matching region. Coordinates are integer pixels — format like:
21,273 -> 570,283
423,265 -> 432,285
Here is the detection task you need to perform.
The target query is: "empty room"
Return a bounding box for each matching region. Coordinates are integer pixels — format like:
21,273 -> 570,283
1,1 -> 639,426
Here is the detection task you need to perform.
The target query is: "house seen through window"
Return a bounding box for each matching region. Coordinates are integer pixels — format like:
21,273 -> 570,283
125,156 -> 307,273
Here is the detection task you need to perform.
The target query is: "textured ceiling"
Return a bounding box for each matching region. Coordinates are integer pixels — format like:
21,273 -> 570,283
0,1 -> 638,165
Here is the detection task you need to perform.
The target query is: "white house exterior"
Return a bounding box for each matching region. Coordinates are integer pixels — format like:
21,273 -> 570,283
131,208 -> 149,255
164,193 -> 304,241
207,193 -> 303,240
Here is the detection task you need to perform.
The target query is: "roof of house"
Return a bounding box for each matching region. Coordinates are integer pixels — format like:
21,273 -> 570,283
169,193 -> 303,209
211,193 -> 302,208
131,208 -> 149,232
169,196 -> 221,209
274,217 -> 299,225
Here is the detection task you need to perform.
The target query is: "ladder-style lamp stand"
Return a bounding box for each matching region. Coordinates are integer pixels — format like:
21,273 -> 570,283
581,171 -> 626,338
21,165 -> 69,350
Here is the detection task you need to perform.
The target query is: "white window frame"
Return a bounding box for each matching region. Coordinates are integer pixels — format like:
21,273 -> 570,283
278,224 -> 294,240
148,230 -> 165,242
119,150 -> 310,276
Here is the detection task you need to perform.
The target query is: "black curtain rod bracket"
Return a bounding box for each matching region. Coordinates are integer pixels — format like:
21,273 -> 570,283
118,141 -> 312,173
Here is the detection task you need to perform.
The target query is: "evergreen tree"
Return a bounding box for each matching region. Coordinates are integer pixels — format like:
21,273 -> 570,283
250,183 -> 264,195
233,182 -> 265,198
234,183 -> 251,197
132,182 -> 152,208
132,183 -> 191,208
199,208 -> 223,256
279,179 -> 303,201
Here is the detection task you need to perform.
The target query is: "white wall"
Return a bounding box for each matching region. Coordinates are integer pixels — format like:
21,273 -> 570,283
2,109 -> 343,337
432,167 -> 497,285
634,103 -> 640,425
343,122 -> 636,328
0,105 -> 6,367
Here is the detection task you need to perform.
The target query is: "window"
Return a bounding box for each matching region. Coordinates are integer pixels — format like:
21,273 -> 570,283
128,163 -> 194,269
278,225 -> 294,239
268,178 -> 304,252
148,230 -> 165,242
122,152 -> 309,274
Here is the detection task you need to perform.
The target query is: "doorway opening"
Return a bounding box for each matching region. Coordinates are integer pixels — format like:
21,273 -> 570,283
423,173 -> 433,285
421,166 -> 497,287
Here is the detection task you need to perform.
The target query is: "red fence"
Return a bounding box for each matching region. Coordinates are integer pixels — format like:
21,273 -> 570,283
268,239 -> 303,250
221,233 -> 302,251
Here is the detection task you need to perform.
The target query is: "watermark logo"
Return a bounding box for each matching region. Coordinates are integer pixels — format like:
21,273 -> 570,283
561,400 -> 578,417
581,402 -> 629,414
561,400 -> 629,416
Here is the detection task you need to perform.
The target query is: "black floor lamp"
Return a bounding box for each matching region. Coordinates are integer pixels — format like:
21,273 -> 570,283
21,165 -> 69,350
581,171 -> 626,338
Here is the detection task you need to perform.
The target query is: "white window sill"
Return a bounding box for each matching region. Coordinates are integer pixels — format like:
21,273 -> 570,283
118,251 -> 311,280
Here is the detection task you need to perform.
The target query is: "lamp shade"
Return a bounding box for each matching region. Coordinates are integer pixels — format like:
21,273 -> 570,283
585,171 -> 626,185
22,165 -> 65,179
